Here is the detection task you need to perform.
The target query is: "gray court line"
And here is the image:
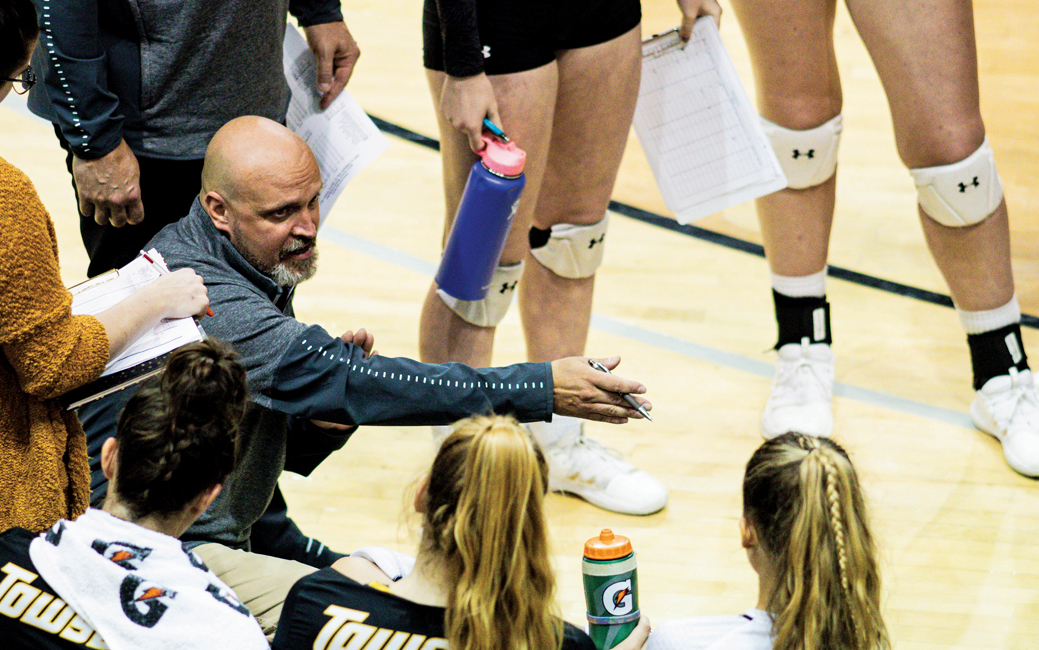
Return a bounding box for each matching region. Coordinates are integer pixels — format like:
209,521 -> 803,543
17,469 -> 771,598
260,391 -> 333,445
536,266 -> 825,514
320,225 -> 976,430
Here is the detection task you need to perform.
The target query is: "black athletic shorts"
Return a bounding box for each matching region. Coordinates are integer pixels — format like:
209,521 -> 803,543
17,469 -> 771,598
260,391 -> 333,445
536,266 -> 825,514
423,0 -> 642,76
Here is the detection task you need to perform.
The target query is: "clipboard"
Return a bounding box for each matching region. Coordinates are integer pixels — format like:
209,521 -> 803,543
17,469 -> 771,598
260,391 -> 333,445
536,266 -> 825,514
61,250 -> 204,409
632,20 -> 787,224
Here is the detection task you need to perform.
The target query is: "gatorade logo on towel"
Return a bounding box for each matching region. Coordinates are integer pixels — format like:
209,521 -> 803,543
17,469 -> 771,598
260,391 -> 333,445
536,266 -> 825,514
120,575 -> 176,628
92,540 -> 153,570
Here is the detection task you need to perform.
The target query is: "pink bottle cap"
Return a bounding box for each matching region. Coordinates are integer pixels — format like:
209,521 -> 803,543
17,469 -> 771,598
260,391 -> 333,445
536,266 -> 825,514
479,136 -> 526,177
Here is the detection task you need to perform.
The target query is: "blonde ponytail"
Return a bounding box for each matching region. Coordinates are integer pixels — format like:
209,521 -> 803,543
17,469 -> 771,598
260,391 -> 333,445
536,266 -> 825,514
423,416 -> 563,650
744,433 -> 888,650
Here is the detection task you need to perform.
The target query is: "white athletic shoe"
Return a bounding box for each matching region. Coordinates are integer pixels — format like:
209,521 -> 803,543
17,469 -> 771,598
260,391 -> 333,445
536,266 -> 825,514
970,367 -> 1039,477
530,419 -> 667,516
761,338 -> 834,439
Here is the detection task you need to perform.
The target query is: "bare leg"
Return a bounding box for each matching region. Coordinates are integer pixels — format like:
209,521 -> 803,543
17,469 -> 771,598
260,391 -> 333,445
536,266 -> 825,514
421,27 -> 667,514
517,25 -> 666,515
848,0 -> 1039,476
519,24 -> 643,362
732,0 -> 843,439
846,0 -> 1013,311
419,65 -> 558,366
730,0 -> 842,277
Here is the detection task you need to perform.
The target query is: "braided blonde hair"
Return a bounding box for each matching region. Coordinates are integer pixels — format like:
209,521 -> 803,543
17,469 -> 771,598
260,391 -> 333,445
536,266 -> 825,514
743,433 -> 888,650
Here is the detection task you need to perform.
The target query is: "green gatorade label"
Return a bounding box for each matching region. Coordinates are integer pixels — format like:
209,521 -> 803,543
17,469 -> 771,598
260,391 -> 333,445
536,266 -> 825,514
583,530 -> 639,650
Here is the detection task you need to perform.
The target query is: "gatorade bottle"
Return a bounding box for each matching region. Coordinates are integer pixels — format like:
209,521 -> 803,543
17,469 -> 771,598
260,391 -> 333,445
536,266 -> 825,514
435,136 -> 526,301
583,529 -> 640,650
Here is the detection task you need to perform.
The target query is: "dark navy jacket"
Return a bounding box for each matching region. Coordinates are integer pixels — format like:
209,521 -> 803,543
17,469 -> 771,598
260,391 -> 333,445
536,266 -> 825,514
27,0 -> 342,159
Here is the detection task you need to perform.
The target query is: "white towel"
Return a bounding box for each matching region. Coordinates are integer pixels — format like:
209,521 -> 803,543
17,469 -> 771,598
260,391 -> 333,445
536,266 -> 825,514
350,546 -> 416,581
647,610 -> 772,650
29,509 -> 268,650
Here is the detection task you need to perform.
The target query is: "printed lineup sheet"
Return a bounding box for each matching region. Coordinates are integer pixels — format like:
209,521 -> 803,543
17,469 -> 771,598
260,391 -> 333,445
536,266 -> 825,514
283,26 -> 389,224
633,19 -> 786,224
69,250 -> 203,378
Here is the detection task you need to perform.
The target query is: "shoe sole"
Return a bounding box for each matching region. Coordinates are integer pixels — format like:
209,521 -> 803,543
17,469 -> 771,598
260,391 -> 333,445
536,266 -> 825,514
549,481 -> 667,516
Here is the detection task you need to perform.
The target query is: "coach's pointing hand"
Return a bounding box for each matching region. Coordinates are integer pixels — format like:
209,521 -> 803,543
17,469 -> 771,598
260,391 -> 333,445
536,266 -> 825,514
550,356 -> 651,423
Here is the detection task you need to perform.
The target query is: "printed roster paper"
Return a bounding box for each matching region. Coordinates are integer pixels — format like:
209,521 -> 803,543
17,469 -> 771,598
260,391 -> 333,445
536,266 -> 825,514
64,250 -> 204,408
283,26 -> 389,224
633,19 -> 786,224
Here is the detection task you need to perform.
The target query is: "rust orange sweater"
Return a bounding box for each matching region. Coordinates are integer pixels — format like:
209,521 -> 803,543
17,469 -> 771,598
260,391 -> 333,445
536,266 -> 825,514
0,155 -> 109,533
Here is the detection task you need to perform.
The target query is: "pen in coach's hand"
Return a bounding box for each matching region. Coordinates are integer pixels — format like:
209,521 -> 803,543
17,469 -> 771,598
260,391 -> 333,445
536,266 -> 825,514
588,358 -> 653,421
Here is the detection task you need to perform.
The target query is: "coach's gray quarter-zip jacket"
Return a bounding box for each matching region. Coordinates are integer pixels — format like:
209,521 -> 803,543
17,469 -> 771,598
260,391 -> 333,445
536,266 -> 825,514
82,200 -> 554,550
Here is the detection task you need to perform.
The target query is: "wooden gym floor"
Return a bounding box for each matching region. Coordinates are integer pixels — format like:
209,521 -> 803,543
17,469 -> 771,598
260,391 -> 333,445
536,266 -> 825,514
2,0 -> 1036,647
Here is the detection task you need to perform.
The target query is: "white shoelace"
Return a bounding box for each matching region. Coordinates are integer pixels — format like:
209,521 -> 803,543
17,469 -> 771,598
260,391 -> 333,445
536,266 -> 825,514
987,373 -> 1039,431
771,353 -> 832,405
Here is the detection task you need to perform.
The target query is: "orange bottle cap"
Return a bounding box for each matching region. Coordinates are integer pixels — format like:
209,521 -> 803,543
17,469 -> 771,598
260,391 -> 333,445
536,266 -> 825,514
584,528 -> 632,560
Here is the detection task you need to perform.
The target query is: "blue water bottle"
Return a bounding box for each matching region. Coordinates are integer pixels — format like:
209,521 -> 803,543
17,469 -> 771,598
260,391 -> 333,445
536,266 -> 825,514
435,136 -> 526,301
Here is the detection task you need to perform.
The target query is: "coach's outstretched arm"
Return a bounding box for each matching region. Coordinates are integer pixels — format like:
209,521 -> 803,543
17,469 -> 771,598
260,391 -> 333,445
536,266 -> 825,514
551,356 -> 651,423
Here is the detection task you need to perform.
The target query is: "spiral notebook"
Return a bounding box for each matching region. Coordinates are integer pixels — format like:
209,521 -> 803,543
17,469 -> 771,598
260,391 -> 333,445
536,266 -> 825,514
633,20 -> 786,224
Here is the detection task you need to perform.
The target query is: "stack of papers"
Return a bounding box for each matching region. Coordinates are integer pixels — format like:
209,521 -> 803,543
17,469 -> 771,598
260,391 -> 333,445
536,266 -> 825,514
633,19 -> 786,224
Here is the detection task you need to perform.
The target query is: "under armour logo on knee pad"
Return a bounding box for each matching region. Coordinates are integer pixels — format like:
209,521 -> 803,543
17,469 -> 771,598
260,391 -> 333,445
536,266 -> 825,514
958,176 -> 981,193
792,149 -> 815,159
587,234 -> 605,249
500,280 -> 518,294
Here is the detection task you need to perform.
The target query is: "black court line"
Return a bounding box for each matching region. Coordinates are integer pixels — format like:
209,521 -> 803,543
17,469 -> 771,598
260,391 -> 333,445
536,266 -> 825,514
368,114 -> 1039,330
369,116 -> 440,151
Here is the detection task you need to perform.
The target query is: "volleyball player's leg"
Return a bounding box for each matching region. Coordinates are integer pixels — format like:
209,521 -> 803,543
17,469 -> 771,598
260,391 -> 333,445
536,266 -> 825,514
418,64 -> 558,367
521,24 -> 667,516
850,0 -> 1038,475
731,0 -> 842,438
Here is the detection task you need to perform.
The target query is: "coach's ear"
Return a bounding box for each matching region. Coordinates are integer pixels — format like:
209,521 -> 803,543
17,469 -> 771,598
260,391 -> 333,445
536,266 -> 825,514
413,473 -> 430,514
203,191 -> 233,236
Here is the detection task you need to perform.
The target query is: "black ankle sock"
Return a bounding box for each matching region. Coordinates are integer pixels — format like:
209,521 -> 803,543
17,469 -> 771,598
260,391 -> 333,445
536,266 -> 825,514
967,323 -> 1030,390
773,291 -> 832,349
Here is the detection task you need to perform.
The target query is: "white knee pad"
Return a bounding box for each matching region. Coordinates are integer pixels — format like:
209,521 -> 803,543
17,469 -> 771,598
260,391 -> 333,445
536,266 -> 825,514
528,215 -> 609,279
909,137 -> 1004,227
761,115 -> 843,190
437,262 -> 523,328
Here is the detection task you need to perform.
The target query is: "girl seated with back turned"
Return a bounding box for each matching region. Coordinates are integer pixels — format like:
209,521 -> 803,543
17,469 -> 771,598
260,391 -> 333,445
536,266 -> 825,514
0,340 -> 268,649
272,414 -> 650,650
648,433 -> 889,650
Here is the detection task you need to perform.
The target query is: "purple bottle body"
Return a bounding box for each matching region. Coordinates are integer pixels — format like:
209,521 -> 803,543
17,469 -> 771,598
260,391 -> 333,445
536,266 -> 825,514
435,161 -> 526,301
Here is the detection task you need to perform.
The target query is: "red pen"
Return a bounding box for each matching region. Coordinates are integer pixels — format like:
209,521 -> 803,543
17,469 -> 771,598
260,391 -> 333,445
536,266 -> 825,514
142,251 -> 215,318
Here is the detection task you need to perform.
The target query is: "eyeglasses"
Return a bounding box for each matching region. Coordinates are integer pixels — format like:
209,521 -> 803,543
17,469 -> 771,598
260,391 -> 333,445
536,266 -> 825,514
2,65 -> 36,95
